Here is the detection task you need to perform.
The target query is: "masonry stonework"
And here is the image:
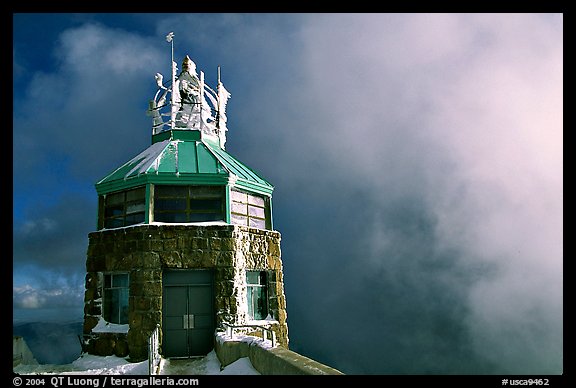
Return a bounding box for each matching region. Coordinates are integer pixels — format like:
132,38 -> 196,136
83,224 -> 288,361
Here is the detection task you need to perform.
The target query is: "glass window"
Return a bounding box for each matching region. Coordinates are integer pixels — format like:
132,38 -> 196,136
103,273 -> 129,324
247,271 -> 268,320
153,185 -> 224,223
230,189 -> 270,230
101,187 -> 146,229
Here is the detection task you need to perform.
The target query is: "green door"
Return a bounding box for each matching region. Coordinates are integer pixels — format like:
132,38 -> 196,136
162,270 -> 215,357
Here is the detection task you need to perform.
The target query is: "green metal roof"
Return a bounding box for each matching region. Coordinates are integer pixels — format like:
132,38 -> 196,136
96,130 -> 273,196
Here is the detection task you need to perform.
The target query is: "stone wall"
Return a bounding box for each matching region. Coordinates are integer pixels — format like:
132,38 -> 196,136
214,334 -> 344,375
83,224 -> 288,361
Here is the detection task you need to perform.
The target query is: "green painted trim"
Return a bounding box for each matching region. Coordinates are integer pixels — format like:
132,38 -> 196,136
171,129 -> 202,142
151,130 -> 172,144
152,129 -> 204,144
268,196 -> 274,231
96,173 -> 236,194
144,184 -> 151,223
232,179 -> 274,197
225,185 -> 231,224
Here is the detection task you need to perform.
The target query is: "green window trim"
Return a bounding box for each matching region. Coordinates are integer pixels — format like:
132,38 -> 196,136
99,186 -> 146,229
230,189 -> 271,230
153,185 -> 225,223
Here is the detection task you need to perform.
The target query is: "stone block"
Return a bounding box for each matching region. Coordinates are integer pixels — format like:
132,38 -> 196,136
216,266 -> 235,281
143,281 -> 162,295
192,237 -> 209,249
209,237 -> 221,251
134,297 -> 150,311
161,251 -> 182,267
94,336 -> 115,356
114,338 -> 129,357
83,316 -> 99,333
150,297 -> 162,311
200,251 -> 217,267
163,239 -> 177,251
177,236 -> 192,250
130,313 -> 142,329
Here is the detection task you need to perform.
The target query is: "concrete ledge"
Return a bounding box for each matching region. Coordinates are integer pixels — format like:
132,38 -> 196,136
215,334 -> 343,375
13,336 -> 38,367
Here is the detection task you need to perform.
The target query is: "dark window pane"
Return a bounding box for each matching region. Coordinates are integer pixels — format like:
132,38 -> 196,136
247,271 -> 260,285
190,186 -> 222,198
155,198 -> 187,211
105,218 -> 124,229
119,288 -> 129,324
107,192 -> 124,205
103,273 -> 129,324
125,213 -> 145,225
189,213 -> 223,222
155,212 -> 187,223
247,271 -> 268,320
113,274 -> 129,288
255,286 -> 267,319
104,274 -> 112,288
190,199 -> 221,211
105,205 -> 124,217
126,202 -> 145,214
126,187 -> 145,201
103,290 -> 113,322
155,185 -> 188,197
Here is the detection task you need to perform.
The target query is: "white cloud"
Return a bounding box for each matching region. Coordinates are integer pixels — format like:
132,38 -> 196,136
14,23 -> 166,181
13,283 -> 83,310
293,13 -> 562,374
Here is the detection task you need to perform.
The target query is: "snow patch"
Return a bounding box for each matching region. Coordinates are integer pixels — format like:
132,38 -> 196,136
216,330 -> 275,349
14,350 -> 261,375
220,357 -> 260,375
91,317 -> 129,334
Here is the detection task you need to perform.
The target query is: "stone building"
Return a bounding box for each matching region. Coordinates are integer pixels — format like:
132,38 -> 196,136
82,50 -> 288,361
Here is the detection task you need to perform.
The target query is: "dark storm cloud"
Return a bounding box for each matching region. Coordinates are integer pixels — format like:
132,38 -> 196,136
13,194 -> 94,271
13,13 -> 562,374
13,23 -> 166,182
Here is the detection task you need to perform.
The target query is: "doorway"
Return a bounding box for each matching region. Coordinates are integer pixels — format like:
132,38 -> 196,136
162,269 -> 215,357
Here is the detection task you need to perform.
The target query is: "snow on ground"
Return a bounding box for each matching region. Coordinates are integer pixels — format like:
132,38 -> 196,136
13,351 -> 260,375
157,351 -> 259,375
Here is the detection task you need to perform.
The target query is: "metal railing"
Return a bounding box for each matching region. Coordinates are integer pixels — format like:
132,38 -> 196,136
148,325 -> 161,375
221,322 -> 276,348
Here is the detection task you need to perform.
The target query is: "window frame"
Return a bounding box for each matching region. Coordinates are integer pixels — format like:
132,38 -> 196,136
246,270 -> 269,321
100,186 -> 146,229
102,272 -> 130,325
153,185 -> 225,223
230,189 -> 271,230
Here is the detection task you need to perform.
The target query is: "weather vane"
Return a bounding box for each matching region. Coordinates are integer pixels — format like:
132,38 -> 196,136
147,32 -> 231,149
